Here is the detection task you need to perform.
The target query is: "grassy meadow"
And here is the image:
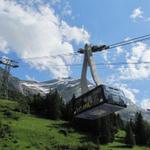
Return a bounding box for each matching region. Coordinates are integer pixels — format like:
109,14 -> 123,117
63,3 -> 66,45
0,99 -> 149,150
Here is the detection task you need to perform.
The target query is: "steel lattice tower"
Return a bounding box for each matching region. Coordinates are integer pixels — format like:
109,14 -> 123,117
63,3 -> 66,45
0,57 -> 19,99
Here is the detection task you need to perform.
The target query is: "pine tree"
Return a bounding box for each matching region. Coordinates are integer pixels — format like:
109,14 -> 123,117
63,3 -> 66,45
30,93 -> 44,115
116,114 -> 124,129
64,94 -> 76,121
48,90 -> 63,120
125,122 -> 135,146
99,117 -> 112,144
134,112 -> 146,145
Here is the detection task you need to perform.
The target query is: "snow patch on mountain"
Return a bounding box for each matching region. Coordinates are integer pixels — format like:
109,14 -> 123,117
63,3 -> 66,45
21,82 -> 50,94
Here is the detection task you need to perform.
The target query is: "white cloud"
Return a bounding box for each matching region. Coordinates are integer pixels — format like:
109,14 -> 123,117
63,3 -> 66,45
120,85 -> 137,104
61,21 -> 89,44
0,0 -> 90,78
141,99 -> 150,110
102,51 -> 108,62
117,84 -> 139,104
105,77 -> 138,104
119,42 -> 150,80
106,75 -> 116,84
0,36 -> 8,53
130,7 -> 143,20
116,46 -> 123,54
130,7 -> 150,22
62,1 -> 72,17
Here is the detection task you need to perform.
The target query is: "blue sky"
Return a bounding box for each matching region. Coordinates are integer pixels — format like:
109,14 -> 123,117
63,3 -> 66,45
0,0 -> 150,109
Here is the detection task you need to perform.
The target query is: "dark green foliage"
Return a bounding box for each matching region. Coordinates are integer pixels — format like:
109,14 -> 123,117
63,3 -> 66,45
73,113 -> 120,144
0,87 -> 27,101
8,89 -> 27,101
147,137 -> 150,147
145,121 -> 150,147
125,122 -> 135,146
17,99 -> 30,114
3,110 -> 20,120
0,121 -> 12,138
46,90 -> 64,120
134,112 -> 147,145
63,94 -> 76,121
116,114 -> 124,129
29,93 -> 44,115
125,112 -> 150,147
29,90 -> 64,120
99,116 -> 115,144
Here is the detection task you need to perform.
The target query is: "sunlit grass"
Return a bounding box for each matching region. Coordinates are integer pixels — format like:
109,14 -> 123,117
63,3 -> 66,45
0,99 -> 149,150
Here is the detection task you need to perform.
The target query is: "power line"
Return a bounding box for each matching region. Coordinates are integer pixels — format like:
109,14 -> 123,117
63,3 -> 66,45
78,34 -> 150,53
1,33 -> 150,62
15,33 -> 150,60
53,66 -> 149,69
109,36 -> 150,49
96,61 -> 150,66
109,33 -> 150,48
31,61 -> 150,67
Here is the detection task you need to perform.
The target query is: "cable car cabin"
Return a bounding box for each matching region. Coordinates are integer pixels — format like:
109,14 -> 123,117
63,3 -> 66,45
74,84 -> 127,120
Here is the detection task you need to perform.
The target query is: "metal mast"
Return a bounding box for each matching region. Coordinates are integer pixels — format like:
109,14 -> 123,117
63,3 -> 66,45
0,57 -> 19,99
78,44 -> 108,94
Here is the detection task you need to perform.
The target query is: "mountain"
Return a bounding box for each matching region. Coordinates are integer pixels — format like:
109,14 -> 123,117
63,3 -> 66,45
0,67 -> 94,102
118,101 -> 150,122
0,67 -> 150,122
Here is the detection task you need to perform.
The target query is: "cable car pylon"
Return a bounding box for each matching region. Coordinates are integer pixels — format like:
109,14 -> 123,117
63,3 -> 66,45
74,44 -> 127,120
79,44 -> 108,94
0,57 -> 19,99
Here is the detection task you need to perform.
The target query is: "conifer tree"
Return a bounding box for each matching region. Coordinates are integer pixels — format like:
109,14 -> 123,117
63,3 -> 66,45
125,122 -> 135,146
48,90 -> 63,120
99,117 -> 112,144
134,112 -> 146,145
64,94 -> 76,121
116,114 -> 124,129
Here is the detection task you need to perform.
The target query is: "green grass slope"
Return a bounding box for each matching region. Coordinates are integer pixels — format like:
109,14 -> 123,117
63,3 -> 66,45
0,99 -> 149,150
102,130 -> 150,150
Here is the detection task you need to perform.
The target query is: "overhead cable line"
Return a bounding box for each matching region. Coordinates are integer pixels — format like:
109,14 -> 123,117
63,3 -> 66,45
109,36 -> 150,49
35,61 -> 150,67
109,33 -> 150,48
53,66 -> 149,69
2,33 -> 150,61
19,33 -> 150,60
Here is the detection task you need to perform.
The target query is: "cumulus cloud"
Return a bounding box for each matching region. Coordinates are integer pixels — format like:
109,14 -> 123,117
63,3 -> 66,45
105,77 -> 138,104
0,36 -> 8,53
0,0 -> 90,78
119,42 -> 150,80
120,85 -> 138,104
141,99 -> 150,110
61,21 -> 89,44
116,46 -> 123,54
130,7 -> 150,22
130,7 -> 143,20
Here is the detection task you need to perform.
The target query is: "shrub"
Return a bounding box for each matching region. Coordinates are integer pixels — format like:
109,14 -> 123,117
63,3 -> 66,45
0,121 -> 12,138
3,110 -> 20,120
